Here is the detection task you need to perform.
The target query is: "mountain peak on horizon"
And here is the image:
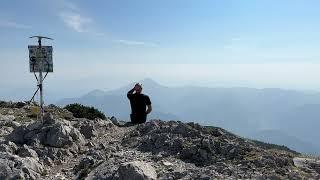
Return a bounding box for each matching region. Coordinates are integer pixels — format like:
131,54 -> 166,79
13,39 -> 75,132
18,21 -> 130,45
83,89 -> 106,97
138,78 -> 162,87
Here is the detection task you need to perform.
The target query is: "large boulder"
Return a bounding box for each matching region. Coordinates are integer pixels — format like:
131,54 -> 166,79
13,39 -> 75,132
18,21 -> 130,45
0,152 -> 44,180
45,123 -> 74,147
80,124 -> 97,139
6,113 -> 85,148
7,126 -> 29,144
118,161 -> 157,180
75,117 -> 115,139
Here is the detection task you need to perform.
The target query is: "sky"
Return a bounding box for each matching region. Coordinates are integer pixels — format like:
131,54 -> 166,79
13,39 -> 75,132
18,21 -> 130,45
1,0 -> 320,102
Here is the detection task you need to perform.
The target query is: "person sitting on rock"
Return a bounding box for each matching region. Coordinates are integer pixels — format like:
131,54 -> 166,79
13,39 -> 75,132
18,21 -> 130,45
127,83 -> 152,124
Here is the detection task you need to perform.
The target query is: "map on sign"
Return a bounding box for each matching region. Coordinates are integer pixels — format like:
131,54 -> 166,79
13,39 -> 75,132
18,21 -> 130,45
28,45 -> 53,72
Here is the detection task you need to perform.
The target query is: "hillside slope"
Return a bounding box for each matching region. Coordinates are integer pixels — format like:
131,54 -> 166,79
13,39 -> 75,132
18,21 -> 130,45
0,101 -> 319,179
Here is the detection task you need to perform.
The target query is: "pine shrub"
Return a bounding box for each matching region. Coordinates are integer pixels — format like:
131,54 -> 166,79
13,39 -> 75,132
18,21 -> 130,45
64,103 -> 106,120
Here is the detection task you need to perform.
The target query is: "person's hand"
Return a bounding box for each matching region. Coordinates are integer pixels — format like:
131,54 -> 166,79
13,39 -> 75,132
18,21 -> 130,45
134,83 -> 141,90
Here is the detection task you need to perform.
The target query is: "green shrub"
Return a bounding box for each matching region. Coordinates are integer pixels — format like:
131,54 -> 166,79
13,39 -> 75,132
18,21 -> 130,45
64,103 -> 106,120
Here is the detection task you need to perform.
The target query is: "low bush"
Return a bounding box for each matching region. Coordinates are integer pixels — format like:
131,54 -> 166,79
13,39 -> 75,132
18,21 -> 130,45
64,103 -> 106,120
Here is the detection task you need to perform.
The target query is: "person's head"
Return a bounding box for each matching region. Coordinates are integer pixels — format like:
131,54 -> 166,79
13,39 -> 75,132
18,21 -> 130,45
135,83 -> 143,94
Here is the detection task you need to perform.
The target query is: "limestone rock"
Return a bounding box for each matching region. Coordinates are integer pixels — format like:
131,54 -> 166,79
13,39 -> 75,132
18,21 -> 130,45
0,152 -> 44,180
0,114 -> 15,121
74,157 -> 95,174
7,113 -> 85,148
0,141 -> 18,154
80,124 -> 97,139
7,125 -> 29,144
118,161 -> 157,180
110,116 -> 119,125
17,144 -> 39,159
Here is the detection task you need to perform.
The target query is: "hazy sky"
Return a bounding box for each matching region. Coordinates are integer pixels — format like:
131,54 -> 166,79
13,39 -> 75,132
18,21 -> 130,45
1,0 -> 320,101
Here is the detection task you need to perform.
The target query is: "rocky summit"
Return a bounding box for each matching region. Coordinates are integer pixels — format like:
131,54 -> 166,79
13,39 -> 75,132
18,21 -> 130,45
0,101 -> 319,180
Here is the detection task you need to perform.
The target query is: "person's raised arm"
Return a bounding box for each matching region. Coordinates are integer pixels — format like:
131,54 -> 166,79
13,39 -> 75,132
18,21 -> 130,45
127,88 -> 135,99
127,83 -> 140,99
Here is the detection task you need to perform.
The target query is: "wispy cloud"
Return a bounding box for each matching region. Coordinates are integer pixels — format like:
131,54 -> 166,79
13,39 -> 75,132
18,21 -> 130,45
0,20 -> 31,29
58,1 -> 153,44
59,12 -> 92,33
114,39 -> 158,47
58,1 -> 104,35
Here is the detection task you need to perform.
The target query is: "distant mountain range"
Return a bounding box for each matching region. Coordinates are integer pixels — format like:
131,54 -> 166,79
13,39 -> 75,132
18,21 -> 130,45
57,78 -> 320,155
250,130 -> 319,155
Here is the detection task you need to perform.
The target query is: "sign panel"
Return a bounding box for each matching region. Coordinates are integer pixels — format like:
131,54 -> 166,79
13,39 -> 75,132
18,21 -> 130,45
28,45 -> 53,72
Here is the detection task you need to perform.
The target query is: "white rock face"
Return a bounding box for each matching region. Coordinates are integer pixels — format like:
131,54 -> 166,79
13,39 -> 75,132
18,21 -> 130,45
7,113 -> 85,148
0,152 -> 43,180
294,157 -> 320,174
0,114 -> 15,121
118,161 -> 157,180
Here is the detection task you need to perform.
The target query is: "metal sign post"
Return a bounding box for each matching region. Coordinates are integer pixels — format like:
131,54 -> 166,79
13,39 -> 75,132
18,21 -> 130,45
28,36 -> 54,122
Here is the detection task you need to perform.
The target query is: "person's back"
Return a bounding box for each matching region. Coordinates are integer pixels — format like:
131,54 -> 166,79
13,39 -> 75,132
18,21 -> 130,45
127,83 -> 152,124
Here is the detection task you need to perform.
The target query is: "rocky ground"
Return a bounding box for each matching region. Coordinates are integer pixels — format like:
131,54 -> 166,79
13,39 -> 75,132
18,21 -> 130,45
0,101 -> 320,180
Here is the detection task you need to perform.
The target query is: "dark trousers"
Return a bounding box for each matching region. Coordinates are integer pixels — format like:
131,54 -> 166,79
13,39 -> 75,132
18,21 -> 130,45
130,113 -> 147,124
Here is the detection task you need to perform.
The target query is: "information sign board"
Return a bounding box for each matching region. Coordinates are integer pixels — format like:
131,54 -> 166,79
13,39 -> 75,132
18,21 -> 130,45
28,45 -> 53,72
